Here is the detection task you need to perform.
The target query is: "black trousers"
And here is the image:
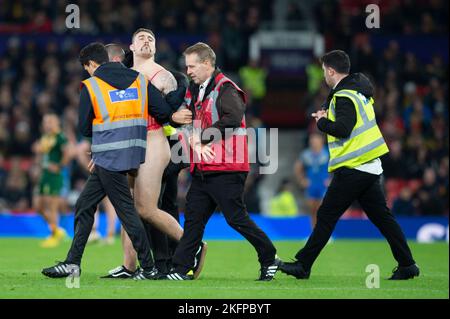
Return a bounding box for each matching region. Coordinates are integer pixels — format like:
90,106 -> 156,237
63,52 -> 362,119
172,172 -> 277,273
295,167 -> 416,271
161,159 -> 188,255
65,166 -> 154,270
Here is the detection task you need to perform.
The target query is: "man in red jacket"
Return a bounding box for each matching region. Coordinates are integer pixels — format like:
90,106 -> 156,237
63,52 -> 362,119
165,42 -> 280,281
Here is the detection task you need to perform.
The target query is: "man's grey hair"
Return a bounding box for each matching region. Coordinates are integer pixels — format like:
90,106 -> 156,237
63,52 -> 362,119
183,42 -> 216,67
105,43 -> 125,62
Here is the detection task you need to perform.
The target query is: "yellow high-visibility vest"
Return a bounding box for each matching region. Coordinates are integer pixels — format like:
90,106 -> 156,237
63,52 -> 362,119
268,191 -> 298,217
327,89 -> 389,172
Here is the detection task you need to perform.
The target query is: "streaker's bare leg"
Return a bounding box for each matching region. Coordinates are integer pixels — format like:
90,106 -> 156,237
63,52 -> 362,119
121,226 -> 138,271
134,131 -> 183,241
121,130 -> 183,270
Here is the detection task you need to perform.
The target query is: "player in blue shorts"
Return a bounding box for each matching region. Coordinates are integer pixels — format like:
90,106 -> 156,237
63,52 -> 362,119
294,132 -> 329,228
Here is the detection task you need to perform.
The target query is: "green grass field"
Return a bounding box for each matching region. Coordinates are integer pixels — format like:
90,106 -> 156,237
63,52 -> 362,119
0,238 -> 448,299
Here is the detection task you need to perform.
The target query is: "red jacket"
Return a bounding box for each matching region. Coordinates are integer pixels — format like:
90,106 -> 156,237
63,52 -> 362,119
184,71 -> 250,173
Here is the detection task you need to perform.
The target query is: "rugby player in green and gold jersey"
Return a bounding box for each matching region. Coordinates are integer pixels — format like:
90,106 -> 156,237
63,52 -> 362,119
33,113 -> 72,248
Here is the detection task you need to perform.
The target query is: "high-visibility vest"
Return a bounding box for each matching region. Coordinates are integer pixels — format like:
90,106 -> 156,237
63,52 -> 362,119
268,191 -> 299,217
183,72 -> 249,173
82,73 -> 148,172
327,89 -> 389,172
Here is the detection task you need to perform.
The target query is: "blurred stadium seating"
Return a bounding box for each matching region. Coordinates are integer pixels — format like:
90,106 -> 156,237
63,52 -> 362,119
0,0 -> 448,219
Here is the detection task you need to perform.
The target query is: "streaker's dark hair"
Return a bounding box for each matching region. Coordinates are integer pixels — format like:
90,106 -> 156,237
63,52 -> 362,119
320,50 -> 351,74
78,42 -> 109,67
132,28 -> 155,43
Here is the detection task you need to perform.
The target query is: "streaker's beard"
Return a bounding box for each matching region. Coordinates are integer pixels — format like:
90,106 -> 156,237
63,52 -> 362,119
137,45 -> 153,59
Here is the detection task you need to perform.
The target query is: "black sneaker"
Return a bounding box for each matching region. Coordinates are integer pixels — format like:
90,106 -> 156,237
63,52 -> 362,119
131,267 -> 160,280
389,264 -> 420,280
193,241 -> 208,279
42,261 -> 81,278
100,265 -> 136,279
279,260 -> 310,279
258,258 -> 281,281
155,261 -> 170,275
165,270 -> 194,281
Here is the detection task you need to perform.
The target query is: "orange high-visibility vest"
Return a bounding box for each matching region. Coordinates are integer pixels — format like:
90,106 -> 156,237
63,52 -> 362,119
82,73 -> 148,171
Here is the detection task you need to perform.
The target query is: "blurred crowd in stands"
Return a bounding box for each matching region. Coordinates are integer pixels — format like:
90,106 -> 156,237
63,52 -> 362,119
0,0 -> 273,72
0,0 -> 448,217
